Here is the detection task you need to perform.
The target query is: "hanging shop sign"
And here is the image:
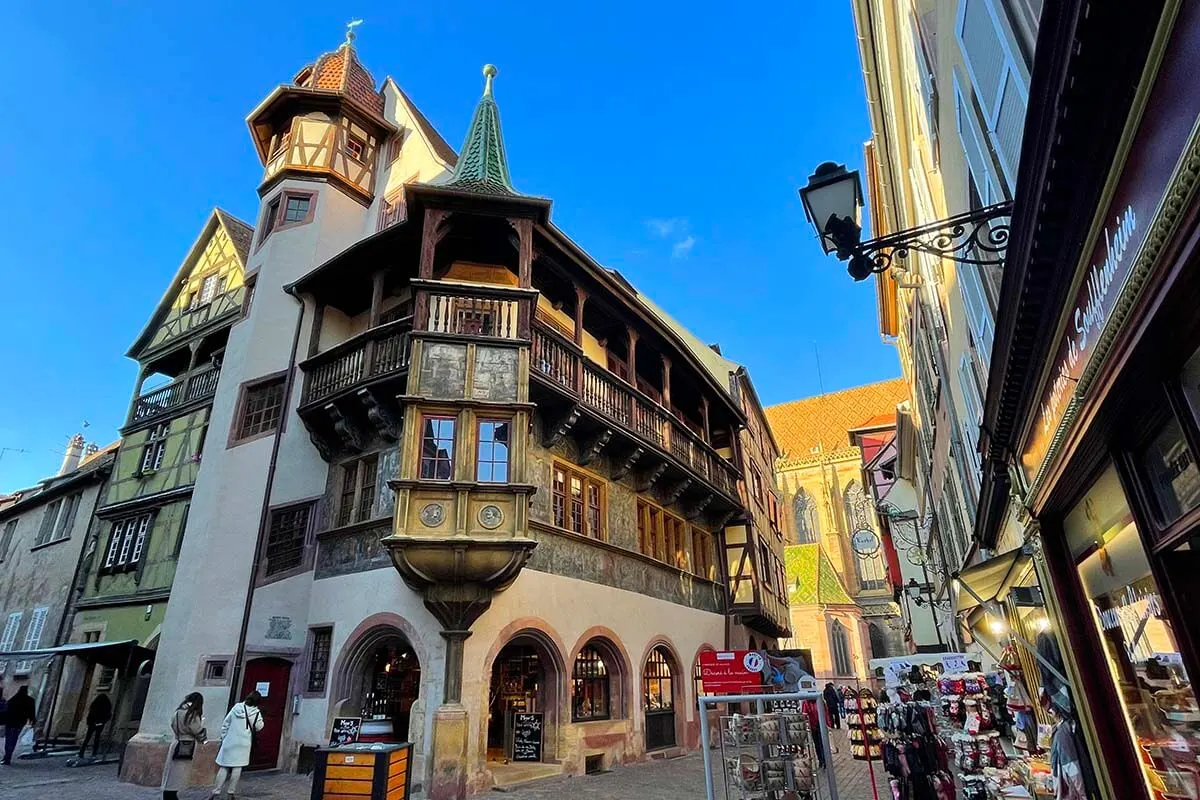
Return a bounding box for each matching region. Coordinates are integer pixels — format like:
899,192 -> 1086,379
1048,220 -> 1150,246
851,529 -> 881,556
1022,11 -> 1200,481
699,650 -> 766,694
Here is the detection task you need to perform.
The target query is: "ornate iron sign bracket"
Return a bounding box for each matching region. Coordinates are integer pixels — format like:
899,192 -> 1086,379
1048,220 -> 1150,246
857,201 -> 1013,274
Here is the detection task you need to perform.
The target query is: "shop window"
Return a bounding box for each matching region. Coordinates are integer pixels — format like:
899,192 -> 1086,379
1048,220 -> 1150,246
1137,416 -> 1200,524
830,620 -> 853,676
263,503 -> 312,577
553,464 -> 605,540
644,647 -> 676,750
1065,465 -> 1198,797
793,488 -> 820,544
476,420 -> 510,483
419,416 -> 456,480
571,645 -> 610,721
338,454 -> 379,526
307,627 -> 332,694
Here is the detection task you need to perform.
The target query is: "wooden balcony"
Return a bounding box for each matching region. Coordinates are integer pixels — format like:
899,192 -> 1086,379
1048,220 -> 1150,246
413,278 -> 534,340
297,318 -> 413,460
531,322 -> 740,503
127,365 -> 221,428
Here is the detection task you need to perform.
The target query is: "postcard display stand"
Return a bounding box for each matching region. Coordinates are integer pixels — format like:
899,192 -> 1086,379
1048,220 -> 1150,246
700,691 -> 838,800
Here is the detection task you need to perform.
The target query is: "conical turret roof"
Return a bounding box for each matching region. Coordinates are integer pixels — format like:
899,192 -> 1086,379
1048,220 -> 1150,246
294,41 -> 385,122
441,65 -> 523,196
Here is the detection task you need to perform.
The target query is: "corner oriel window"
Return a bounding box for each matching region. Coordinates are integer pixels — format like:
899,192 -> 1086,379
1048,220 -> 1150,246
476,420 -> 510,483
420,416 -> 456,480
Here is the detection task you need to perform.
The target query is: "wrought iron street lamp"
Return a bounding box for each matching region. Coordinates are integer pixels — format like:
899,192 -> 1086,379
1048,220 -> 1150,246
799,161 -> 1014,281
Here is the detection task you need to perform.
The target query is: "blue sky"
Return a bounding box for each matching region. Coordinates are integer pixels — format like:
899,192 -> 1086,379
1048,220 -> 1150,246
0,2 -> 898,490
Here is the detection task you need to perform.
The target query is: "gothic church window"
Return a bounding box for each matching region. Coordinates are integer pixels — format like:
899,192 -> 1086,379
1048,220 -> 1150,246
793,488 -> 820,544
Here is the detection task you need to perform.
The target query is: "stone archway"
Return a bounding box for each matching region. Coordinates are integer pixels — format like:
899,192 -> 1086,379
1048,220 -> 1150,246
485,628 -> 566,765
330,623 -> 424,750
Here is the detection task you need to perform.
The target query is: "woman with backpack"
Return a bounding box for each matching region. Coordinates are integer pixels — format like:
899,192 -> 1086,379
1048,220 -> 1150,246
211,691 -> 263,799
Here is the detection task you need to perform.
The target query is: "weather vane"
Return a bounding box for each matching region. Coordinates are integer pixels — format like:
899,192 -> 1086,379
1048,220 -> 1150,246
345,19 -> 363,47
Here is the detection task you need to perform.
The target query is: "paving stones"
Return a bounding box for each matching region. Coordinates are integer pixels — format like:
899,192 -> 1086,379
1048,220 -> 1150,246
0,728 -> 890,800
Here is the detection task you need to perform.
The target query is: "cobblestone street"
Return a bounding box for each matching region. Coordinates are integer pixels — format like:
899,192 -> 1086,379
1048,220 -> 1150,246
0,729 -> 889,800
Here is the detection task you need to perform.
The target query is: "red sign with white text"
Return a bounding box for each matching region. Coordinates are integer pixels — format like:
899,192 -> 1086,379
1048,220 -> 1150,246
698,650 -> 765,695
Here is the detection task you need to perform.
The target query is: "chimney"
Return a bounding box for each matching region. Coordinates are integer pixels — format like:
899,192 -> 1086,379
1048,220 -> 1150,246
82,442 -> 100,464
59,434 -> 85,475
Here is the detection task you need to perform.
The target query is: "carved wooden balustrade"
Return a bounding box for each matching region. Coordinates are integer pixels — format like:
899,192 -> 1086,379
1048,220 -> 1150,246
129,365 -> 221,427
301,318 -> 413,406
531,322 -> 739,500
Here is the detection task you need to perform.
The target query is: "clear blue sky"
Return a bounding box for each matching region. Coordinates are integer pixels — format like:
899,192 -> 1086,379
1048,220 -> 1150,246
0,2 -> 899,490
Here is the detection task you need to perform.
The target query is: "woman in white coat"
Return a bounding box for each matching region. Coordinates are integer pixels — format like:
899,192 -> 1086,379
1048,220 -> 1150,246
211,691 -> 263,799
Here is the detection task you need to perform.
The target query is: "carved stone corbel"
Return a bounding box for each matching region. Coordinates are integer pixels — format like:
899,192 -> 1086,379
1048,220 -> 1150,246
637,462 -> 669,492
578,429 -> 612,467
542,404 -> 581,448
612,447 -> 645,481
326,403 -> 364,453
309,430 -> 336,462
357,388 -> 402,441
709,509 -> 738,531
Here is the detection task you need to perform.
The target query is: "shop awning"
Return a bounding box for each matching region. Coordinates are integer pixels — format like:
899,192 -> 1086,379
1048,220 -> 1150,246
953,547 -> 1032,615
0,639 -> 154,669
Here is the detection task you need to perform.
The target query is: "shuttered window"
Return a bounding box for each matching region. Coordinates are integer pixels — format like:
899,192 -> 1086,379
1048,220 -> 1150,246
957,253 -> 995,358
956,0 -> 1028,191
21,607 -> 48,651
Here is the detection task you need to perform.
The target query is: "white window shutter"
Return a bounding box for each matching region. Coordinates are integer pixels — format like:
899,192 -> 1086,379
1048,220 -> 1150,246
957,258 -> 995,358
22,608 -> 47,651
958,355 -> 985,469
0,612 -> 22,652
954,74 -> 998,205
956,0 -> 1028,192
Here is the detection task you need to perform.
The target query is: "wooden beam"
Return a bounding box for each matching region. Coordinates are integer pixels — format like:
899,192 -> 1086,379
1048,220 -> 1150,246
627,328 -> 639,386
573,286 -> 587,347
661,355 -> 672,408
701,396 -> 711,444
368,270 -> 386,328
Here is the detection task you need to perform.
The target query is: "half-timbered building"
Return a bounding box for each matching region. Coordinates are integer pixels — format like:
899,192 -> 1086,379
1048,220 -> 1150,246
121,39 -> 787,799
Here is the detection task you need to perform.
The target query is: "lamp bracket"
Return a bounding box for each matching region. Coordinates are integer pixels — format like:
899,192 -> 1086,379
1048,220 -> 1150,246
856,201 -> 1013,274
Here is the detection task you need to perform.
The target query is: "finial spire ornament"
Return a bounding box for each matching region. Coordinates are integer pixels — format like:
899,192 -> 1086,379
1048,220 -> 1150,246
344,18 -> 363,47
441,63 -> 523,196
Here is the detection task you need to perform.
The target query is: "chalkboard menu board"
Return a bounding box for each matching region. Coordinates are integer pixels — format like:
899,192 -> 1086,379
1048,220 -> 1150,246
511,712 -> 543,762
329,717 -> 362,746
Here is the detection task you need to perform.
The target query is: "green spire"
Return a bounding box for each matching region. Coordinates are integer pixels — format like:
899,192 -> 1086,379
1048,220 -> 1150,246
443,64 -> 521,196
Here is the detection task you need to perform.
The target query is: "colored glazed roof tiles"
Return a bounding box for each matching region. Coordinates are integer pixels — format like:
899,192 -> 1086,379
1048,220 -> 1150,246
440,65 -> 521,196
295,44 -> 385,121
785,544 -> 855,605
766,378 -> 908,460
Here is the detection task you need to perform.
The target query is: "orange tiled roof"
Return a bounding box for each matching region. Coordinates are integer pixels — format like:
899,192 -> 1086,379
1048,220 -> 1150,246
765,378 -> 908,460
295,44 -> 385,120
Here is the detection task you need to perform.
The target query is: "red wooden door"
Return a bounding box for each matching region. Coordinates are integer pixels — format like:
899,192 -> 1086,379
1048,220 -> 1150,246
240,657 -> 291,770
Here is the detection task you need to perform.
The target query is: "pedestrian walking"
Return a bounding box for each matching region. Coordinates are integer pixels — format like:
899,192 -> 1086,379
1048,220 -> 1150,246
163,693 -> 207,800
801,697 -> 827,769
2,686 -> 36,765
77,692 -> 112,759
212,691 -> 263,798
823,683 -> 842,729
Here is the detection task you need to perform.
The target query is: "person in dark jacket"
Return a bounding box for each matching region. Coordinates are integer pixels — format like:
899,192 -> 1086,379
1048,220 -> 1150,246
823,684 -> 842,729
77,693 -> 112,758
2,686 -> 36,765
